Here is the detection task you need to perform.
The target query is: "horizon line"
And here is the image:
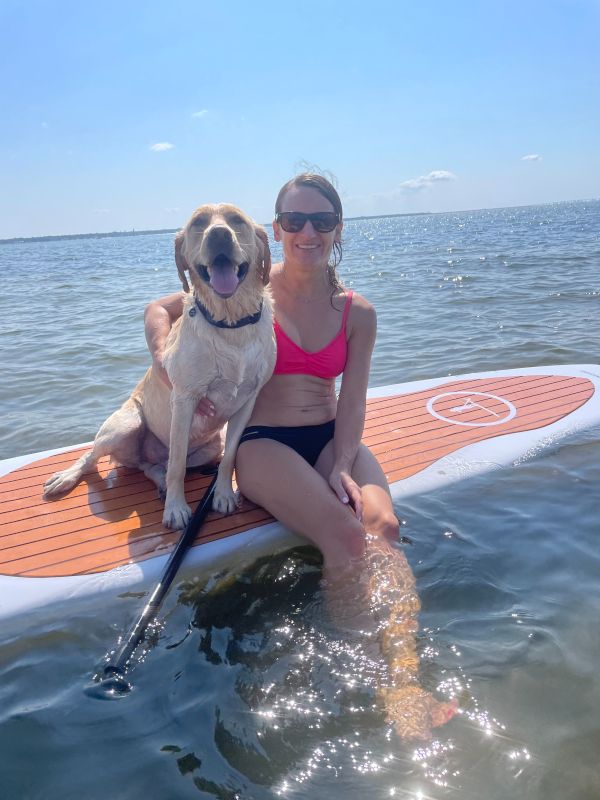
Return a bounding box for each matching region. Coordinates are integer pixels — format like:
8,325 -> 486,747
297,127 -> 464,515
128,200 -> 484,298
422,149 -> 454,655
1,197 -> 596,246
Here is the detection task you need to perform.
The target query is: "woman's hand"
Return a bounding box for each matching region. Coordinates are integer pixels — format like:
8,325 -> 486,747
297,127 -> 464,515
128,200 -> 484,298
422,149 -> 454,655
329,468 -> 363,522
195,397 -> 215,417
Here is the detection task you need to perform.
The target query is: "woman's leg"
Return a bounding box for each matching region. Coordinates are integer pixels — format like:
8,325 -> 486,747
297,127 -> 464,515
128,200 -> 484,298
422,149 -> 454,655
235,438 -> 366,570
315,441 -> 399,541
316,442 -> 457,738
237,437 -> 455,739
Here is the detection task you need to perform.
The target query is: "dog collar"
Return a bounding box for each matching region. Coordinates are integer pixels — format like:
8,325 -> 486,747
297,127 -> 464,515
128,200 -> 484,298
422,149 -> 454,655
190,297 -> 263,329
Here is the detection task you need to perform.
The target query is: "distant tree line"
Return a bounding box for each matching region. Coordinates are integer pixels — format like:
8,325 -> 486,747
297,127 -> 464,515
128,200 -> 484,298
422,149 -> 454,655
0,228 -> 178,246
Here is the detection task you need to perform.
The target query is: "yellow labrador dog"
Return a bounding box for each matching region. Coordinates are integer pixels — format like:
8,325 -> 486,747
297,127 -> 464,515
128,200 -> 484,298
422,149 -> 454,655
44,204 -> 276,529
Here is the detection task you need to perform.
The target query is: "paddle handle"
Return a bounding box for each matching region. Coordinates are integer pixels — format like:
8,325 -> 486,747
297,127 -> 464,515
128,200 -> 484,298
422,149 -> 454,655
102,472 -> 218,681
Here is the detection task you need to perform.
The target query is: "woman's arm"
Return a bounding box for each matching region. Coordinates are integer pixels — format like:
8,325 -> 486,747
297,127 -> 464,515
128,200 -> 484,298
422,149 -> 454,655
330,296 -> 377,520
144,293 -> 215,416
144,293 -> 185,389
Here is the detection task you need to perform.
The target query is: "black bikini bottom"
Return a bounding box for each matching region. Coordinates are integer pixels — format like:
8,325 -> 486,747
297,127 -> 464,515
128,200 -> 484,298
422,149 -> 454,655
238,420 -> 335,467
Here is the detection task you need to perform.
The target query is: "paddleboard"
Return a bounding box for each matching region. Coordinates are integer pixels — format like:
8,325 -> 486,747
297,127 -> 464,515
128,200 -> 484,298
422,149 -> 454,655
1,364 -> 599,623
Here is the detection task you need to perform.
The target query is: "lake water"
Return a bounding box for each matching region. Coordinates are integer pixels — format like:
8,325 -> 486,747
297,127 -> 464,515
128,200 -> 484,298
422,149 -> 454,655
1,200 -> 599,799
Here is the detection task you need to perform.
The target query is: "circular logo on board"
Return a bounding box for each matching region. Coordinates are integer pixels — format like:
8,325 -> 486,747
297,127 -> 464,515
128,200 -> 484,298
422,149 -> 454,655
426,391 -> 517,427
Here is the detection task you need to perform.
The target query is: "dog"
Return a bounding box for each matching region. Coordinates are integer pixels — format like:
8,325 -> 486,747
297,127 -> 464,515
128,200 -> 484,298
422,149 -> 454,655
43,204 -> 276,529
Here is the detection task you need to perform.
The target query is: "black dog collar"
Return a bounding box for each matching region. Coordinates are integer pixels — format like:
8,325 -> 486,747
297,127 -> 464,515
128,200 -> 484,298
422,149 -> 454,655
190,297 -> 263,329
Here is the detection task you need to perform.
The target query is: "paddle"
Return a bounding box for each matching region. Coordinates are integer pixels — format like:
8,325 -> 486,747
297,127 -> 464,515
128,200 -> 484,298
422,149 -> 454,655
88,471 -> 219,699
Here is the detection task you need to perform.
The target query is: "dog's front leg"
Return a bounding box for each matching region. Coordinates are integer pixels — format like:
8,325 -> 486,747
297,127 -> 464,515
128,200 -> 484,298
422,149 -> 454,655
163,392 -> 197,529
212,397 -> 257,514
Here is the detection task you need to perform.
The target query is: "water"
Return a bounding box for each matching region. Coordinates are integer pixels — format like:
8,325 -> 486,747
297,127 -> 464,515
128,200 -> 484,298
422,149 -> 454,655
1,201 -> 599,799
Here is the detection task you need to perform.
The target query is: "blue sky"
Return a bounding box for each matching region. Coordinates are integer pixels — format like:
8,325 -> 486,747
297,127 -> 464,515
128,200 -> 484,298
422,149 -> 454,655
2,0 -> 598,238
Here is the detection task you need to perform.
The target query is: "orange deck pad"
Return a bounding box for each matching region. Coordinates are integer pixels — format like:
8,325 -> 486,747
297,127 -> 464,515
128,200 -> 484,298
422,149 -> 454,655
0,374 -> 593,578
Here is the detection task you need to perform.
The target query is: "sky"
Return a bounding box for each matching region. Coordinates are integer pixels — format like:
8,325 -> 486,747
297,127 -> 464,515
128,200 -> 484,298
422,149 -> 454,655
1,0 -> 599,238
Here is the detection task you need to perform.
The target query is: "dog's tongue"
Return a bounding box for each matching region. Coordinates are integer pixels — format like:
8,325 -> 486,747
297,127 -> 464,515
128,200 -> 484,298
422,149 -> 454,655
210,265 -> 238,296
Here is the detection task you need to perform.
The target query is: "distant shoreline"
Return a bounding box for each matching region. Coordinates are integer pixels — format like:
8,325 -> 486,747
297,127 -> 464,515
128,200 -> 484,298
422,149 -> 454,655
1,199 -> 594,245
0,228 -> 179,246
0,214 -> 426,246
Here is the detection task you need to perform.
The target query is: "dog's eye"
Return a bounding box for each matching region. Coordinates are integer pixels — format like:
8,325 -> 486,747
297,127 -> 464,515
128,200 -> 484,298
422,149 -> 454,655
225,213 -> 246,227
192,213 -> 210,228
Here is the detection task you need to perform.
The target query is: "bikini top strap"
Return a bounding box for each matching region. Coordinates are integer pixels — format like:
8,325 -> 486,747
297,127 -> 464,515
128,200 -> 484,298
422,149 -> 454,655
341,290 -> 354,327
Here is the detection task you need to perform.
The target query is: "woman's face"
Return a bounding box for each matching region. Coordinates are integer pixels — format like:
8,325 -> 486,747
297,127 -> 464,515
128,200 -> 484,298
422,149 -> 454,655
273,186 -> 342,270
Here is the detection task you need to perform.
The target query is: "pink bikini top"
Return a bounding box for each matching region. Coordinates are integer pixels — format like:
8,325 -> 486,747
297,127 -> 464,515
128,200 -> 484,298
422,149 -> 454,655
273,291 -> 353,379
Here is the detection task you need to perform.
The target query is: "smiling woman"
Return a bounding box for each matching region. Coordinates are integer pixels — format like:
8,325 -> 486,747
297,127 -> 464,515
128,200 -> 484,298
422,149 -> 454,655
145,172 -> 457,739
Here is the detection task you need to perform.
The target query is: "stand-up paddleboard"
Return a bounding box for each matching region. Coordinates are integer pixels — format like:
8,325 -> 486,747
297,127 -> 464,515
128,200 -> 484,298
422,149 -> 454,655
1,364 -> 599,622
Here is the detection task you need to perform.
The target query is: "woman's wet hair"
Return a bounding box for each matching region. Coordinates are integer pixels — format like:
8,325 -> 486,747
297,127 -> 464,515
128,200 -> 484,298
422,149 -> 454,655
275,173 -> 344,287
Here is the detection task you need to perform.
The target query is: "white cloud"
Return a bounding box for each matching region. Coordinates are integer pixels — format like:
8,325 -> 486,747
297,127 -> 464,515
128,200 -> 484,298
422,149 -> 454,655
192,109 -> 209,118
150,142 -> 174,152
398,170 -> 456,192
521,154 -> 542,161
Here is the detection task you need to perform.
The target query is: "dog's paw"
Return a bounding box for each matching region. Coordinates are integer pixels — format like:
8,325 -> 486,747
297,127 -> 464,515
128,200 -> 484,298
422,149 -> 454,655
43,468 -> 81,499
162,500 -> 192,530
212,485 -> 238,515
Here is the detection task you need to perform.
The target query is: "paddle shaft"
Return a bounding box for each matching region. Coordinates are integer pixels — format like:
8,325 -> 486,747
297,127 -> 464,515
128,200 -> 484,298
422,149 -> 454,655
102,473 -> 218,680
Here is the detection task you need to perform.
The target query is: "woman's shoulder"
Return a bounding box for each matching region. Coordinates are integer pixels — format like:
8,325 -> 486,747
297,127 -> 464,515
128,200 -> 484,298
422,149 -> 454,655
145,291 -> 187,322
344,290 -> 376,334
345,290 -> 375,317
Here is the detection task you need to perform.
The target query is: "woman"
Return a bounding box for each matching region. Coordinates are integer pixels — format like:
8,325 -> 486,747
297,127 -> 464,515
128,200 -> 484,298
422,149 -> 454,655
145,173 -> 456,738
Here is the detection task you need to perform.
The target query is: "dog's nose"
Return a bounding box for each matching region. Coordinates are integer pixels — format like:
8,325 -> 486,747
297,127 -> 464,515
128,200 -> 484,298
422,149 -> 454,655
206,225 -> 233,247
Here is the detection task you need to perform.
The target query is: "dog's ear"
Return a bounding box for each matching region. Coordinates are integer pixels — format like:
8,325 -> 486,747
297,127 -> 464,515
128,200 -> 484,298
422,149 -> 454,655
174,230 -> 191,293
255,226 -> 272,286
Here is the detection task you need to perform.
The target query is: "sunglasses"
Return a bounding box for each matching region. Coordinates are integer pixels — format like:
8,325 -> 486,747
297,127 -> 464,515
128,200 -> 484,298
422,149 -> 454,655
275,211 -> 340,233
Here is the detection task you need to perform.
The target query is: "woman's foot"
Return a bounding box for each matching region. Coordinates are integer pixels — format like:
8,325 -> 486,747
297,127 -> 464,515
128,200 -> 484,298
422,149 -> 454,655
383,685 -> 458,740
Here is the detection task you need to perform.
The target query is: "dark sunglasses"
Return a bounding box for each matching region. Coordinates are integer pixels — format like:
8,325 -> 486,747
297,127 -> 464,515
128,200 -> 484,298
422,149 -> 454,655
275,211 -> 340,233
